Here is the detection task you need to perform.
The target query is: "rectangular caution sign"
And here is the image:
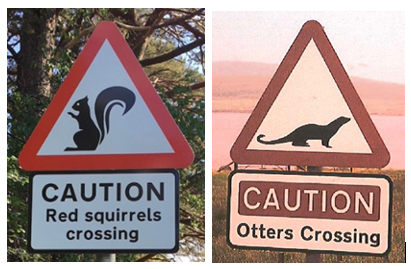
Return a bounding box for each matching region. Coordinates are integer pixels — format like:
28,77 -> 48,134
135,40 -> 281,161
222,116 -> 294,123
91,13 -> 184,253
28,170 -> 179,253
227,170 -> 392,255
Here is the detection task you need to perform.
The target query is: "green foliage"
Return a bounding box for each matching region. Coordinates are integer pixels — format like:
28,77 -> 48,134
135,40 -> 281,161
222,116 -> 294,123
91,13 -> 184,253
159,84 -> 205,261
7,156 -> 32,261
7,91 -> 49,157
143,40 -> 204,91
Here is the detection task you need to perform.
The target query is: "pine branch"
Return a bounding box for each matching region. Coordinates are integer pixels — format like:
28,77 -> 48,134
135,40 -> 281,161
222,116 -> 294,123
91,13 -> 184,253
140,38 -> 204,66
63,25 -> 96,50
7,43 -> 18,59
115,8 -> 204,33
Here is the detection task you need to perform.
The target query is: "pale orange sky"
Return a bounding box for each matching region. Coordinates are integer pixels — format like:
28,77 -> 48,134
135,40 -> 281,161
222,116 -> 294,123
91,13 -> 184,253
212,11 -> 405,84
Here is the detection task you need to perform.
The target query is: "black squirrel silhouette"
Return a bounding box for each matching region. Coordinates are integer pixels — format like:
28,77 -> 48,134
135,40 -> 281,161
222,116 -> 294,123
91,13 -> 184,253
257,116 -> 351,148
65,86 -> 136,151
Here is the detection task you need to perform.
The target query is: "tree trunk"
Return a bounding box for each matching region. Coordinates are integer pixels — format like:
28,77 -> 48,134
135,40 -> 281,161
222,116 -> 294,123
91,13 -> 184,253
17,9 -> 54,97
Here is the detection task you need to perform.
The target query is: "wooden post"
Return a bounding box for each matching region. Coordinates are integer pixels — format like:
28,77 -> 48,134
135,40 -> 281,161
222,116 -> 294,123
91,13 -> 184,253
278,252 -> 285,263
305,251 -> 321,263
305,166 -> 322,263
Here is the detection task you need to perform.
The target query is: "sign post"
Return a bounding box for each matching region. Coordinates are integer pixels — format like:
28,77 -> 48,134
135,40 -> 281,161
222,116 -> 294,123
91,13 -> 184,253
96,254 -> 116,262
19,21 -> 194,261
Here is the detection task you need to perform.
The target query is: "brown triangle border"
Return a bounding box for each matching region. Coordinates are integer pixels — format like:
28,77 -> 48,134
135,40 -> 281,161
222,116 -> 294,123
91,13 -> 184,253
230,20 -> 390,168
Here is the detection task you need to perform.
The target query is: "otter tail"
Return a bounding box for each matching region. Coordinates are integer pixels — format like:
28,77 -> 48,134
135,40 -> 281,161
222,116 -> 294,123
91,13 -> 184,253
95,86 -> 136,144
257,134 -> 291,145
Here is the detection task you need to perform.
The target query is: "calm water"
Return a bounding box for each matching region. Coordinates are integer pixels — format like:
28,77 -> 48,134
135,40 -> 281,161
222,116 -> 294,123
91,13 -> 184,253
212,113 -> 405,170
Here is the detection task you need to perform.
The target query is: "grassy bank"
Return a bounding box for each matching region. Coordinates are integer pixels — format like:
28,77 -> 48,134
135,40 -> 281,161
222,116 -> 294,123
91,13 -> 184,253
212,169 -> 405,263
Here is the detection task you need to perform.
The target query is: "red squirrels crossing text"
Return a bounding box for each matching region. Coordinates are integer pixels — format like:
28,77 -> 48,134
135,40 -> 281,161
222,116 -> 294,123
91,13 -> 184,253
42,181 -> 164,243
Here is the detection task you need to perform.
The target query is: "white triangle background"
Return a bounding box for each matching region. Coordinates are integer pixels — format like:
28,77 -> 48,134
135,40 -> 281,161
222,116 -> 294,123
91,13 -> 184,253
38,40 -> 174,156
247,39 -> 372,154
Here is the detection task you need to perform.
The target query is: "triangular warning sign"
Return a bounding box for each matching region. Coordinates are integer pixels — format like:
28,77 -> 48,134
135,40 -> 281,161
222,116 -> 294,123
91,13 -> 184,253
19,21 -> 194,171
230,20 -> 390,168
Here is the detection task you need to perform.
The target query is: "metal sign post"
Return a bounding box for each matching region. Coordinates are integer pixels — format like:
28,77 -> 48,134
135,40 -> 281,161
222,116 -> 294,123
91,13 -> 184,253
96,254 -> 116,262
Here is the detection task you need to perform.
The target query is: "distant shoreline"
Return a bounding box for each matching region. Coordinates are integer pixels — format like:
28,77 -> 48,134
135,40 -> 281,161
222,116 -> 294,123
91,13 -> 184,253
212,113 -> 405,170
212,61 -> 404,117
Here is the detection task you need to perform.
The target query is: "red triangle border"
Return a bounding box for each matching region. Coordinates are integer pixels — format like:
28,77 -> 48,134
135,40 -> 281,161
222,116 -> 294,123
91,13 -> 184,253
19,21 -> 194,171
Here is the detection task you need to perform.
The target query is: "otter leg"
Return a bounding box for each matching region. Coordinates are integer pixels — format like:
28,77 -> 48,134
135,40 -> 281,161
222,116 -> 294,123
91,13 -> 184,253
322,138 -> 332,148
292,140 -> 310,147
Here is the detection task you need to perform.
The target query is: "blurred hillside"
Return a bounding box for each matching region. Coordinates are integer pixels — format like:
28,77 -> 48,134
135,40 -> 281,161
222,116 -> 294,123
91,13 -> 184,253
213,61 -> 405,116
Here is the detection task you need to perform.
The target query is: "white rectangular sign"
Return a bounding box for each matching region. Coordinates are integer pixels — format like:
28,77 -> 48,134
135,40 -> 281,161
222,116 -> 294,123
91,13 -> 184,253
29,170 -> 178,253
228,170 -> 392,255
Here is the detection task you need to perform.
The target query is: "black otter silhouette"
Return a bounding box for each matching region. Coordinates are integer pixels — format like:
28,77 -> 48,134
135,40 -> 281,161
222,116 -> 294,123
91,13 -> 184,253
257,116 -> 351,148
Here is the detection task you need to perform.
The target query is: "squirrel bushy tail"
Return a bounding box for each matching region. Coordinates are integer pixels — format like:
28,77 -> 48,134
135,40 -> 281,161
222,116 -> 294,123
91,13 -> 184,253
95,86 -> 136,144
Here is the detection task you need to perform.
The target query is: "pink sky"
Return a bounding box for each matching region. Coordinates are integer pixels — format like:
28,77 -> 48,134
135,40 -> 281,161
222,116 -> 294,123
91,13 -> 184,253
212,11 -> 405,84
